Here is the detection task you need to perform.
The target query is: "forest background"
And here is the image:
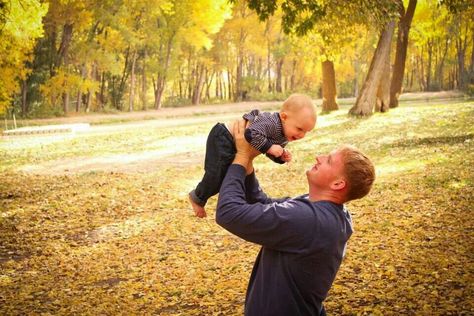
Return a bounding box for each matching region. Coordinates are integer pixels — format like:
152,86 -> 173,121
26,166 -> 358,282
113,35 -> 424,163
0,0 -> 473,120
1,0 -> 474,315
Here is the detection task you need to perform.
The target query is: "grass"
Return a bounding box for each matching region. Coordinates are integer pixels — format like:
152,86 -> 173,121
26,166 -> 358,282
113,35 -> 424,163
0,96 -> 473,315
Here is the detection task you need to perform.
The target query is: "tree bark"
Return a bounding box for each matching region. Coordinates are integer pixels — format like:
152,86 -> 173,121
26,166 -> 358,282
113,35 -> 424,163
235,52 -> 244,101
349,21 -> 395,116
192,64 -> 206,105
153,35 -> 174,109
56,23 -> 73,70
321,60 -> 338,112
129,50 -> 137,112
389,0 -> 417,108
63,91 -> 69,114
76,64 -> 87,112
275,58 -> 284,93
435,38 -> 449,90
21,80 -> 28,116
290,59 -> 297,91
141,50 -> 147,110
99,71 -> 106,109
376,54 -> 391,112
227,70 -> 232,100
455,22 -> 468,89
426,40 -> 433,90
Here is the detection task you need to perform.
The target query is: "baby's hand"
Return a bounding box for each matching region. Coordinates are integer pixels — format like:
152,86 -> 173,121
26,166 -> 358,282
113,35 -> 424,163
281,149 -> 292,162
267,144 -> 284,157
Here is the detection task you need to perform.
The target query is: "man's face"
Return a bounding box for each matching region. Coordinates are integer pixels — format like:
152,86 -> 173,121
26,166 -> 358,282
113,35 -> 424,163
306,149 -> 345,189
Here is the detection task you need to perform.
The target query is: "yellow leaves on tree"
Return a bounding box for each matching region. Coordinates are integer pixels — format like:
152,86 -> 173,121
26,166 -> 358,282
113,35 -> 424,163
0,0 -> 48,115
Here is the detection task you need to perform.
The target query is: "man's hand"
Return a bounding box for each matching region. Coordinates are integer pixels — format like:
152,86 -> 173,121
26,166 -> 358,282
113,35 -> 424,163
233,119 -> 260,173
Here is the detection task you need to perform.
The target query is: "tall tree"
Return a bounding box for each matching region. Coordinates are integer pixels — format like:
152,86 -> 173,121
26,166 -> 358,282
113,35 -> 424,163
349,21 -> 396,116
0,0 -> 47,115
390,0 -> 417,108
238,0 -> 400,116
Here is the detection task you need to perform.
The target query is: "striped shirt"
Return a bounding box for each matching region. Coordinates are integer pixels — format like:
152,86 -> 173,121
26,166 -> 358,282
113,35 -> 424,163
243,109 -> 288,154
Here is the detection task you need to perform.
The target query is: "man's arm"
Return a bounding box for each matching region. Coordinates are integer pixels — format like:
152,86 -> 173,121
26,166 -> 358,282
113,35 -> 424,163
216,120 -> 312,252
244,171 -> 288,204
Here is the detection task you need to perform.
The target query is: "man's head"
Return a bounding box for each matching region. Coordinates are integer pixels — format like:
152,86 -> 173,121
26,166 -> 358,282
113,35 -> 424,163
306,145 -> 375,203
280,94 -> 316,142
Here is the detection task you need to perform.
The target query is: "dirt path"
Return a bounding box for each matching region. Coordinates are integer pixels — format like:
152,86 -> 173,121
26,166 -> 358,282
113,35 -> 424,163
8,90 -> 463,127
10,91 -> 466,175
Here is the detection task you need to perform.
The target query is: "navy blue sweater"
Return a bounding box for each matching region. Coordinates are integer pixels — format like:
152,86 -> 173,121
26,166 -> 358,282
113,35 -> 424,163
216,165 -> 353,316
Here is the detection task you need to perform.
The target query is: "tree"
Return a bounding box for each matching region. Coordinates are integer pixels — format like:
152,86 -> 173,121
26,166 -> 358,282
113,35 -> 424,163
237,0 -> 400,116
0,0 -> 47,115
147,0 -> 230,109
349,21 -> 396,116
390,0 -> 417,108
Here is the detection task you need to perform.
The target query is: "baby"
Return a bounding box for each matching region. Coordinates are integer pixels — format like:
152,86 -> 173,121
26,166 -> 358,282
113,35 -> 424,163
189,94 -> 317,217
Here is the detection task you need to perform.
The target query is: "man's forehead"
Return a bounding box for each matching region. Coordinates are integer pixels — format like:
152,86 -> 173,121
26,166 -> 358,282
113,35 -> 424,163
329,149 -> 344,163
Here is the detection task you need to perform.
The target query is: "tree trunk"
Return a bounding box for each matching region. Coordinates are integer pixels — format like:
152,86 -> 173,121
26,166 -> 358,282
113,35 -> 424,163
349,21 -> 395,116
456,29 -> 468,89
227,70 -> 232,100
56,23 -> 73,70
205,71 -> 214,101
75,91 -> 81,112
141,50 -> 147,110
418,52 -> 426,91
129,50 -> 137,112
426,40 -> 433,90
99,71 -> 106,109
192,64 -> 206,105
153,35 -> 174,109
435,38 -> 449,90
376,54 -> 391,112
235,54 -> 244,101
290,59 -> 297,91
321,60 -> 338,112
267,39 -> 272,92
21,80 -> 28,116
76,64 -> 87,112
389,0 -> 417,108
275,58 -> 284,93
86,91 -> 91,112
63,92 -> 69,114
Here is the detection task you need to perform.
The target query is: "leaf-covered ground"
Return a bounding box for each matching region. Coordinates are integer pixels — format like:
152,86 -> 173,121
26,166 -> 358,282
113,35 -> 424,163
1,97 -> 473,315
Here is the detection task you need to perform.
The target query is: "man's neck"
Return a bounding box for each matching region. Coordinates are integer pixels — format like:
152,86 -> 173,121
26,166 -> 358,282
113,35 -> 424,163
308,190 -> 344,204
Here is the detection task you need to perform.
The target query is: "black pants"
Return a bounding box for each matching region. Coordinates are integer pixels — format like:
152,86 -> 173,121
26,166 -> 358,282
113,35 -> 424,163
190,123 -> 236,207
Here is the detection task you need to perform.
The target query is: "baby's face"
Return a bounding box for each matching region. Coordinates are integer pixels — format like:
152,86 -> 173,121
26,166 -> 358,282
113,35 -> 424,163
281,108 -> 316,141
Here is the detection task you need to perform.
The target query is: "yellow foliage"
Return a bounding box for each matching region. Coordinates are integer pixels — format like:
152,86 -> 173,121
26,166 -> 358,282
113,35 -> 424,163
0,98 -> 472,314
0,0 -> 48,115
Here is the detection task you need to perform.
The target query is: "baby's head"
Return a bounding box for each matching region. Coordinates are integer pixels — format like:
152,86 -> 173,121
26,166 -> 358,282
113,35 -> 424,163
280,94 -> 316,141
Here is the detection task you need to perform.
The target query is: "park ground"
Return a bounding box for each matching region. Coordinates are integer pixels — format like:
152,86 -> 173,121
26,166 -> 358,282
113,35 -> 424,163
0,91 -> 473,315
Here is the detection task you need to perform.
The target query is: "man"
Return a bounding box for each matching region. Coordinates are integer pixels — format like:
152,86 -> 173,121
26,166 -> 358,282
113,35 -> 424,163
216,120 -> 375,316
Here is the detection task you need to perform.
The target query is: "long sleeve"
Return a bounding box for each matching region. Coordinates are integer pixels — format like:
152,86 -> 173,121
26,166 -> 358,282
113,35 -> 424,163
216,165 -> 315,253
216,166 -> 353,316
244,171 -> 289,204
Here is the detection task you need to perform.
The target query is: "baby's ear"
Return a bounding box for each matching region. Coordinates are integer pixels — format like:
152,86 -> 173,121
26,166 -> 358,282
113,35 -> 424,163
280,111 -> 288,120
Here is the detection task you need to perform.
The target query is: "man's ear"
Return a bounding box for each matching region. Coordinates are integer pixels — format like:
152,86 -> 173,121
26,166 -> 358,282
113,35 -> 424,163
330,178 -> 346,191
